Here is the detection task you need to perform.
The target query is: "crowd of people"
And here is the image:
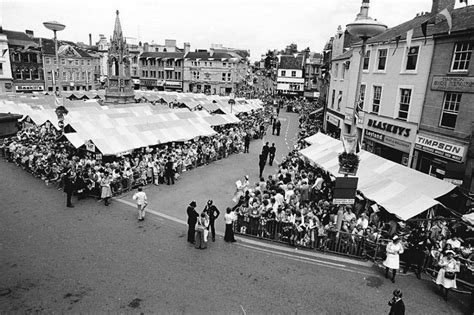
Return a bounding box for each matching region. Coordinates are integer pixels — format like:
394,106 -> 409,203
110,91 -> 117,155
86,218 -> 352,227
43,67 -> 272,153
0,108 -> 273,208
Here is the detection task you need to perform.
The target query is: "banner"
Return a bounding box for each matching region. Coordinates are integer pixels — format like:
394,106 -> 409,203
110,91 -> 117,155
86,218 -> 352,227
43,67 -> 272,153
342,134 -> 357,154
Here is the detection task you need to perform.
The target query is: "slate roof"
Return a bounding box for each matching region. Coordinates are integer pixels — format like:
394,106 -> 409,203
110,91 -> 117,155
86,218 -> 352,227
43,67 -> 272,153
140,52 -> 184,59
3,29 -> 39,49
37,38 -> 93,58
331,49 -> 353,62
279,55 -> 304,70
184,50 -> 238,61
365,6 -> 474,45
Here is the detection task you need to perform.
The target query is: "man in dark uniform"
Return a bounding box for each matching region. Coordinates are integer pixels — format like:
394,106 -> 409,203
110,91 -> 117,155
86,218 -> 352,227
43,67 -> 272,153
187,201 -> 199,244
268,143 -> 276,166
164,157 -> 175,185
64,169 -> 76,208
276,120 -> 282,136
261,142 -> 270,162
402,227 -> 427,279
244,133 -> 251,153
203,200 -> 220,242
259,154 -> 266,178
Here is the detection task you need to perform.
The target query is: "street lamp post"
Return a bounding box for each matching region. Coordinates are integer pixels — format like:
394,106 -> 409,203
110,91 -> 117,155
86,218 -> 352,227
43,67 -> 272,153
43,21 -> 65,95
346,0 -> 386,138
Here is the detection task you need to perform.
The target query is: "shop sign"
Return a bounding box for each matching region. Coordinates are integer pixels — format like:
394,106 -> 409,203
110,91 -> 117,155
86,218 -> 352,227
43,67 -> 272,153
364,129 -> 411,152
344,113 -> 353,125
15,85 -> 44,91
367,118 -> 411,137
431,76 -> 474,93
327,113 -> 340,127
164,81 -> 182,87
142,79 -> 157,86
415,135 -> 466,162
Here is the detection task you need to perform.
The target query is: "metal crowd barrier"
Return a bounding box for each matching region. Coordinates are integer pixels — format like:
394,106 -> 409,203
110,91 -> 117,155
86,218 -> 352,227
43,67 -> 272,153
232,213 -> 474,292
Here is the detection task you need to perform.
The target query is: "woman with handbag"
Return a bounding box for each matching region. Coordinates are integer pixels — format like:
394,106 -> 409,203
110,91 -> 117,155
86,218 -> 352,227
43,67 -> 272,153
435,249 -> 460,301
383,235 -> 404,283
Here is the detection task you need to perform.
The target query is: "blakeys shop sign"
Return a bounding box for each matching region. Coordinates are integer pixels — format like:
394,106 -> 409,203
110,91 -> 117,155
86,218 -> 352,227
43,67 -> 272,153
367,119 -> 411,138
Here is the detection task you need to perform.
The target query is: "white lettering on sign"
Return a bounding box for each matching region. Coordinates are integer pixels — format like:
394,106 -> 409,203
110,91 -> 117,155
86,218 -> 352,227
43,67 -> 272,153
415,135 -> 466,162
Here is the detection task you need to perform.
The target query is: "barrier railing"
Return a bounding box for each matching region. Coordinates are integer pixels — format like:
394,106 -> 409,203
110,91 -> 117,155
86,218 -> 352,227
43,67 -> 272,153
232,213 -> 474,292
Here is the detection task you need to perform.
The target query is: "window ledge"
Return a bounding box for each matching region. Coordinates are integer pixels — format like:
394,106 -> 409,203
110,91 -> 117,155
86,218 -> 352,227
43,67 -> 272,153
373,70 -> 386,74
400,71 -> 418,75
446,71 -> 469,76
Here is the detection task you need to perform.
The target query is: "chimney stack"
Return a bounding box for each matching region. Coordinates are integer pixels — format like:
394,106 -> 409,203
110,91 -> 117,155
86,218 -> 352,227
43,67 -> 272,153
89,33 -> 92,46
184,42 -> 190,55
25,30 -> 34,37
431,0 -> 455,23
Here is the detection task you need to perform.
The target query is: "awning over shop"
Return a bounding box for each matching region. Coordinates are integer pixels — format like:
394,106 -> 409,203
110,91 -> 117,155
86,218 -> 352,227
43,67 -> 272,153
300,133 -> 456,221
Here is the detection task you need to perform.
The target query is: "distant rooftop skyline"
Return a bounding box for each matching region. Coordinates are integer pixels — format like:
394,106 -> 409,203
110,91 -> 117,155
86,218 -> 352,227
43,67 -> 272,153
0,0 -> 466,60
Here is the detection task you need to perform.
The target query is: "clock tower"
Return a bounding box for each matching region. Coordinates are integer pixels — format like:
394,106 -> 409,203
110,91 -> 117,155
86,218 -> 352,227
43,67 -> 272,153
104,10 -> 135,104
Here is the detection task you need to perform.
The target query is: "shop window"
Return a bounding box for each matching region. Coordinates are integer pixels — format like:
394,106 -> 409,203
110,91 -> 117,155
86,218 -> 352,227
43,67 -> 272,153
227,73 -> 231,81
21,53 -> 30,63
31,68 -> 39,80
440,92 -> 461,129
363,50 -> 370,70
372,86 -> 382,114
281,70 -> 286,76
398,88 -> 411,120
377,49 -> 387,71
406,46 -> 419,70
12,53 -> 20,62
0,63 -> 2,75
450,42 -> 472,72
291,71 -> 296,77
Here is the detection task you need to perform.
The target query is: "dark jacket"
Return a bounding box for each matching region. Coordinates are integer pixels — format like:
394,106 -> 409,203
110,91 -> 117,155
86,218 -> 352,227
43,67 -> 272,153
64,174 -> 76,193
269,146 -> 276,156
204,205 -> 220,221
187,206 -> 199,225
388,298 -> 405,315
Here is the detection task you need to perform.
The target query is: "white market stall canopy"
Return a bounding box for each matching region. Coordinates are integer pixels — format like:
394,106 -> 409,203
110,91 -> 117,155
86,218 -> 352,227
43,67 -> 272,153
300,133 -> 456,221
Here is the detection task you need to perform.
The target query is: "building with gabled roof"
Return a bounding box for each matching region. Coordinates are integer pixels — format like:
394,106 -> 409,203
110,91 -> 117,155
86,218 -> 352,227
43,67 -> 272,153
3,29 -> 44,93
139,51 -> 184,91
276,55 -> 305,96
183,47 -> 248,95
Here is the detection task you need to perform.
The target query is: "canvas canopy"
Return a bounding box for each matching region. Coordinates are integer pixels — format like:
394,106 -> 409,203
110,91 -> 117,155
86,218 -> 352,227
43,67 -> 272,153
300,133 -> 456,221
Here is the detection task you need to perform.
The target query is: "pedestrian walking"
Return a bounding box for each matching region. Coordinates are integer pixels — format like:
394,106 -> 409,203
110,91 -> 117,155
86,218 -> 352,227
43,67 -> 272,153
261,142 -> 269,161
187,200 -> 199,244
259,124 -> 265,139
165,157 -> 175,185
383,235 -> 404,283
64,169 -> 76,208
132,186 -> 148,222
195,212 -> 209,249
276,120 -> 281,136
388,289 -> 405,315
268,143 -> 276,166
100,172 -> 113,206
224,207 -> 236,242
244,133 -> 250,153
259,154 -> 266,178
203,200 -> 220,242
435,249 -> 460,301
272,120 -> 276,135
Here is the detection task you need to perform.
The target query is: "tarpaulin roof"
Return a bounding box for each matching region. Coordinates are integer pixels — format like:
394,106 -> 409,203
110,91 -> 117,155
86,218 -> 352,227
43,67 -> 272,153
300,133 -> 456,221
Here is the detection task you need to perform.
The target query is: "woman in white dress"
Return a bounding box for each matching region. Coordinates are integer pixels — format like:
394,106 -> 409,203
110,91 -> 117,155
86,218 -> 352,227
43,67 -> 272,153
436,249 -> 460,301
383,235 -> 404,283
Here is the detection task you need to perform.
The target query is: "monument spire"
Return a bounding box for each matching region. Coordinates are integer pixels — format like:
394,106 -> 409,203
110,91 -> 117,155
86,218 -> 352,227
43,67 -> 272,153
112,10 -> 123,44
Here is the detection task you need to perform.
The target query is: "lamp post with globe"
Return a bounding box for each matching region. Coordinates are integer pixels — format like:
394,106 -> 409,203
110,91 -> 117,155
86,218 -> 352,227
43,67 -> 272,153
43,21 -> 65,95
346,0 -> 387,138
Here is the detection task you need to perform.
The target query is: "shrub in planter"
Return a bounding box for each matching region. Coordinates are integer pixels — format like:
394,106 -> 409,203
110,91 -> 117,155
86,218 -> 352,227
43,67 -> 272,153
338,152 -> 360,171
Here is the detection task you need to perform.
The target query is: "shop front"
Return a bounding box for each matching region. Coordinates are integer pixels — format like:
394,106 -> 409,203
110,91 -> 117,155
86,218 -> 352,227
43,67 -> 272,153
14,83 -> 44,93
362,114 -> 416,166
413,133 -> 467,185
325,112 -> 343,139
164,80 -> 182,91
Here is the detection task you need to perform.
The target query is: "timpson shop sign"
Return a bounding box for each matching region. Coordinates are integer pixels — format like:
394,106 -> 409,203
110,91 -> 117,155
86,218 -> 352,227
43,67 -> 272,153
415,135 -> 466,162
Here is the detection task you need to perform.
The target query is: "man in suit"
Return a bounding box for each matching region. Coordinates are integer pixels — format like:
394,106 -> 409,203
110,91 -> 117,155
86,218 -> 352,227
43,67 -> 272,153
203,200 -> 220,242
187,201 -> 199,244
64,169 -> 76,208
164,157 -> 175,185
388,289 -> 405,315
268,143 -> 276,166
259,154 -> 266,178
276,120 -> 282,136
261,142 -> 270,162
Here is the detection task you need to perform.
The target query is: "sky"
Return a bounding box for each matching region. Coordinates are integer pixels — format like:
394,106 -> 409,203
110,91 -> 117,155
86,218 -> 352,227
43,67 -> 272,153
0,0 -> 465,61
